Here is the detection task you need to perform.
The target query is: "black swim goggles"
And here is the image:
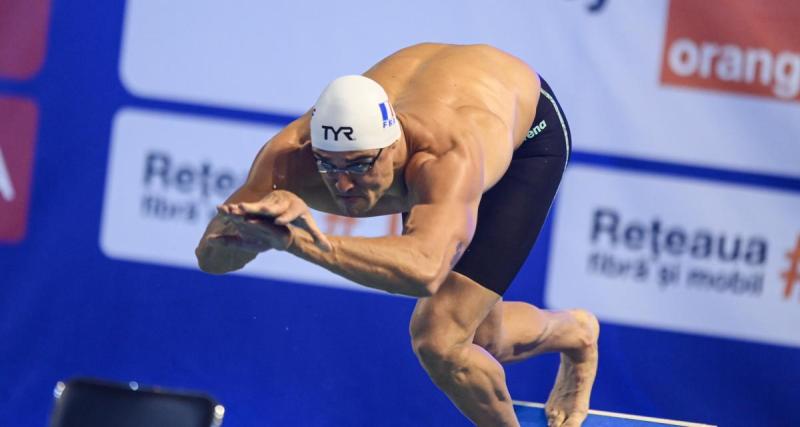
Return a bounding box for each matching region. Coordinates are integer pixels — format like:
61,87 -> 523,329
314,148 -> 384,175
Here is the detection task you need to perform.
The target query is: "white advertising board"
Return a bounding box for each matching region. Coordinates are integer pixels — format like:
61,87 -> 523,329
119,0 -> 800,177
546,164 -> 800,347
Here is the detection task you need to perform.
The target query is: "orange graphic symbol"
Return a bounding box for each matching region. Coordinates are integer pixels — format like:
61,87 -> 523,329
782,235 -> 800,300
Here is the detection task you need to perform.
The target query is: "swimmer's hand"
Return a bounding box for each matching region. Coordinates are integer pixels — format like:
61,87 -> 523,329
219,190 -> 332,252
205,211 -> 277,253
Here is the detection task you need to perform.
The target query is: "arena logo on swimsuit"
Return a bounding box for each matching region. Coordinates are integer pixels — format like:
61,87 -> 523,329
660,0 -> 800,102
527,120 -> 547,139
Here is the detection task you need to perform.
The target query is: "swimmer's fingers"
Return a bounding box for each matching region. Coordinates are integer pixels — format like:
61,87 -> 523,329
272,200 -> 306,225
222,190 -> 304,219
235,199 -> 290,218
216,206 -> 248,224
227,214 -> 294,251
267,192 -> 313,227
256,192 -> 332,252
258,189 -> 309,218
217,205 -> 232,215
219,191 -> 328,251
218,203 -> 247,218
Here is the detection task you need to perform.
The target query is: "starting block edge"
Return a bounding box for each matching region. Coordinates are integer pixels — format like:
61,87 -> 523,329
512,401 -> 716,427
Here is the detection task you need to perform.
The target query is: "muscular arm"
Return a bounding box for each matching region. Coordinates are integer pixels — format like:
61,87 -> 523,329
195,113 -> 310,274
287,147 -> 482,296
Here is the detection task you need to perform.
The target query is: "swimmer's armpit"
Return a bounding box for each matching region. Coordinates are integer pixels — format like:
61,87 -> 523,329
449,241 -> 466,269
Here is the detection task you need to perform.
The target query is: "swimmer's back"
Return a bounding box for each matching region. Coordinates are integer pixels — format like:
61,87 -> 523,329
364,43 -> 540,148
364,43 -> 541,189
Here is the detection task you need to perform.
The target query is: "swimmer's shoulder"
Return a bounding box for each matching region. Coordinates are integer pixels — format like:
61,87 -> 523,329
248,112 -> 321,195
401,102 -> 515,194
400,101 -> 505,151
401,108 -> 483,175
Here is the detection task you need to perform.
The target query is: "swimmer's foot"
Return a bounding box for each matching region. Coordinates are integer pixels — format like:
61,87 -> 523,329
544,310 -> 599,427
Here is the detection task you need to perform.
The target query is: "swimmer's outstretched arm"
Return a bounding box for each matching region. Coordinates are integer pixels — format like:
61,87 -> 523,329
195,114 -> 311,274
287,202 -> 474,297
251,150 -> 481,297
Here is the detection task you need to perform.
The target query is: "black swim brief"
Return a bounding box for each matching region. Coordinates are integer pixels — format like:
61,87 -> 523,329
452,76 -> 572,296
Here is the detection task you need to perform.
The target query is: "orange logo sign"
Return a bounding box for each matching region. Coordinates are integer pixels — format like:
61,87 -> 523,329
660,0 -> 800,102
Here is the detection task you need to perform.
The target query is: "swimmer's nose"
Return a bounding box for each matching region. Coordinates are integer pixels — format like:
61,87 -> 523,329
334,173 -> 355,193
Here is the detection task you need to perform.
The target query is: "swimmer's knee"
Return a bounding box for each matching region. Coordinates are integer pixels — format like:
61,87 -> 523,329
567,308 -> 600,349
410,318 -> 469,378
411,335 -> 471,383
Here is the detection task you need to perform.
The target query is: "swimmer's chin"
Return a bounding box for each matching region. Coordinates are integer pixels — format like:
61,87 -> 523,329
336,196 -> 375,216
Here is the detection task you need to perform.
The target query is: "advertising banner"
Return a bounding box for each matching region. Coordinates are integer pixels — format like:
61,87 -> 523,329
119,0 -> 800,177
546,164 -> 800,347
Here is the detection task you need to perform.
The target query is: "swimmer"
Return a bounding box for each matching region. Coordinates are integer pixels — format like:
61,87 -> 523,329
195,43 -> 599,427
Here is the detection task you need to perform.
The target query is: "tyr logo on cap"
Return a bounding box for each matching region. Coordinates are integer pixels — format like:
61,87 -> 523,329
321,125 -> 355,141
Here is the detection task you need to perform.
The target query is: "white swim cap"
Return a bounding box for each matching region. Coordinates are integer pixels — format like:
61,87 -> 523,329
310,75 -> 400,152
